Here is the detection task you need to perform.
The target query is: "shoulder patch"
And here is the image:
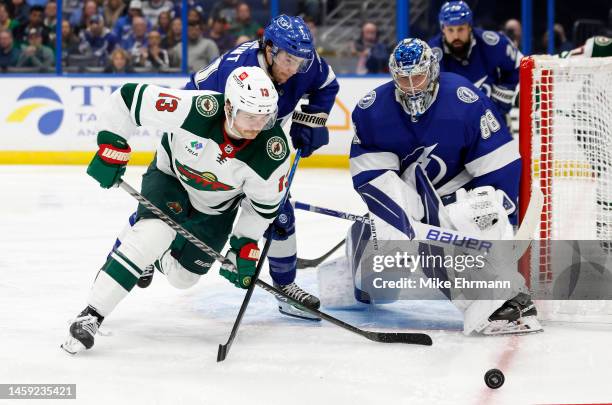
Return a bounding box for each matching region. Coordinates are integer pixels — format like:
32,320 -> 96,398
195,94 -> 219,117
266,136 -> 288,161
456,86 -> 479,103
358,90 -> 377,109
432,46 -> 443,61
482,31 -> 500,46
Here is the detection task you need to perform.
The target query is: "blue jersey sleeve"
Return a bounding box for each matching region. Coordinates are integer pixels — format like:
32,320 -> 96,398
306,55 -> 339,114
461,95 -> 521,222
487,33 -> 521,114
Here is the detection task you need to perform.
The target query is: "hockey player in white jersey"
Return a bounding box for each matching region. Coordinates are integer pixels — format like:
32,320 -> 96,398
62,67 -> 290,354
324,38 -> 541,336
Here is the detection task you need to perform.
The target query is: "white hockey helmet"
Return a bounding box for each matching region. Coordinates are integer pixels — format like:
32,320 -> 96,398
224,66 -> 279,131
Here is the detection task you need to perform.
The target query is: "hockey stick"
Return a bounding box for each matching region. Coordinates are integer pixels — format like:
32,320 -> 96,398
217,150 -> 302,362
120,162 -> 432,357
296,238 -> 346,269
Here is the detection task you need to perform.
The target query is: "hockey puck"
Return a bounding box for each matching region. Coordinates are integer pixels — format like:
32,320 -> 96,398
484,368 -> 505,389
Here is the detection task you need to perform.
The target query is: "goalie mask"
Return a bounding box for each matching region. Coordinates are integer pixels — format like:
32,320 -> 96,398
224,66 -> 279,136
389,38 -> 440,121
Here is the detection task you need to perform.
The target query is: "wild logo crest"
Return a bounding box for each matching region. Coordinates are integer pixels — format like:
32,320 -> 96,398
175,160 -> 234,191
166,201 -> 183,214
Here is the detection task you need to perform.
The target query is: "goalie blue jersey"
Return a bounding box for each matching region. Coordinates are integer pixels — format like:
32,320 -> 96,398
428,28 -> 521,114
350,72 -> 521,223
185,40 -> 339,119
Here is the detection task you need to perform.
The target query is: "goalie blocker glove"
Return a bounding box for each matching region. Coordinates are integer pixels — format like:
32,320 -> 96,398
219,236 -> 260,289
290,105 -> 329,158
87,131 -> 131,188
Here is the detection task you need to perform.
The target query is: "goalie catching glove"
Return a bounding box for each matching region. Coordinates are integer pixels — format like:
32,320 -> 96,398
87,131 -> 131,188
219,236 -> 260,289
290,104 -> 329,158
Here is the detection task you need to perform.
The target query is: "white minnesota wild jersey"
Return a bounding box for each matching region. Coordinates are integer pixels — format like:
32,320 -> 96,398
99,83 -> 291,241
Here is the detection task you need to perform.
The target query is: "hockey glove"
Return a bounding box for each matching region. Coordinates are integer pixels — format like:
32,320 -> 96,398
263,199 -> 295,241
219,236 -> 260,289
289,105 -> 329,158
87,131 -> 131,189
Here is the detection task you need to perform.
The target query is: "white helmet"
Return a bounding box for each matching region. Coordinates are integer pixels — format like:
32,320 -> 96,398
224,66 -> 279,131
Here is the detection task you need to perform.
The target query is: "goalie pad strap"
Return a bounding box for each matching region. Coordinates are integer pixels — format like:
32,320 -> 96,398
292,110 -> 328,128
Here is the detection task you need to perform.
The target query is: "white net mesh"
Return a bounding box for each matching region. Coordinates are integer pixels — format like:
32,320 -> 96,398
522,55 -> 612,322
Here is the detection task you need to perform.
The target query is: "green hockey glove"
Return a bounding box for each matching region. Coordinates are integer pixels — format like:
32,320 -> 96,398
219,236 -> 260,289
86,131 -> 131,189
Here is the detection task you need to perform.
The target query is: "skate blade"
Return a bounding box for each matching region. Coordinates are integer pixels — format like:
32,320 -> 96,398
482,316 -> 543,336
278,304 -> 321,321
61,337 -> 86,355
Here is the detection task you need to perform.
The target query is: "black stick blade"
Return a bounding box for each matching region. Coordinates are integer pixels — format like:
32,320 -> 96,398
365,332 -> 433,346
217,344 -> 228,362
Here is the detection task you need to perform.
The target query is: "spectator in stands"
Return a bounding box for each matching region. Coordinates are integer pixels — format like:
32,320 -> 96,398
230,3 -> 259,39
61,19 -> 80,59
188,0 -> 206,21
69,0 -> 101,35
350,21 -> 388,74
0,4 -> 19,31
10,0 -> 30,27
104,47 -> 134,72
121,15 -> 148,65
209,0 -> 238,25
142,0 -> 174,26
44,0 -> 56,47
13,5 -> 50,47
180,21 -> 218,71
187,8 -> 202,26
16,26 -> 54,71
103,0 -> 126,30
79,15 -> 117,65
114,0 -> 151,43
234,34 -> 250,46
161,16 -> 181,49
504,19 -> 522,48
0,29 -> 20,70
203,16 -> 235,54
541,23 -> 574,54
154,10 -> 171,40
135,29 -> 169,69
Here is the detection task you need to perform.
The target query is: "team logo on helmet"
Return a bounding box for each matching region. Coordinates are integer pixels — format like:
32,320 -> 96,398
276,15 -> 292,29
266,136 -> 287,161
358,90 -> 377,109
482,31 -> 500,46
595,36 -> 612,46
456,86 -> 479,103
195,95 -> 219,117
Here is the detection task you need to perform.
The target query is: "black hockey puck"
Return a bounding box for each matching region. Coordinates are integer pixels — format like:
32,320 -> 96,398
484,368 -> 505,389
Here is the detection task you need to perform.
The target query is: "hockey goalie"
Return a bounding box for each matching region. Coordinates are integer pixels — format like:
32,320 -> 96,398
318,38 -> 542,336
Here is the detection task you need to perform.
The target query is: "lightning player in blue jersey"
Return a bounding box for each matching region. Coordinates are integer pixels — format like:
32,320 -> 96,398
110,15 -> 338,320
324,38 -> 541,336
428,1 -> 521,116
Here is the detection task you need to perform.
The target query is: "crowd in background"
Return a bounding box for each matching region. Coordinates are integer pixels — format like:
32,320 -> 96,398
0,0 -> 610,74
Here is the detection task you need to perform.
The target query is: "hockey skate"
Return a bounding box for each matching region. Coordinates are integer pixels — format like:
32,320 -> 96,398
137,264 -> 155,288
275,282 -> 321,321
61,306 -> 104,354
480,293 -> 543,335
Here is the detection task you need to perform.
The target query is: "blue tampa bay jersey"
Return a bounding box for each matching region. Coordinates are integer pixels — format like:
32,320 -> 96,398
185,40 -> 339,119
428,28 -> 521,114
350,72 -> 521,223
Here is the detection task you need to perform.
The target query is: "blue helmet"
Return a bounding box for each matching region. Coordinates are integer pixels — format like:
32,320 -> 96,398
439,1 -> 473,27
263,14 -> 315,72
389,38 -> 440,120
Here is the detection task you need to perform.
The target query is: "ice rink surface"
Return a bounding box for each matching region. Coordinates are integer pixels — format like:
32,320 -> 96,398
1,166 -> 612,405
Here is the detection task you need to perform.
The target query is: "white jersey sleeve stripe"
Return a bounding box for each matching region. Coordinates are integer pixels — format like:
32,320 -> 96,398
319,65 -> 337,89
464,138 -> 520,177
349,151 -> 399,178
435,169 -> 472,197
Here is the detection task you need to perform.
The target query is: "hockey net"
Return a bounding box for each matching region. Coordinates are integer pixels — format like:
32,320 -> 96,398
518,55 -> 612,323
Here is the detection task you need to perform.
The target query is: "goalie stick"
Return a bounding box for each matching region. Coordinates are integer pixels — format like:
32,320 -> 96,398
294,188 -> 544,265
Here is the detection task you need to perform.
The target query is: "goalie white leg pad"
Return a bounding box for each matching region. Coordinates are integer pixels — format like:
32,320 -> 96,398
157,249 -> 200,289
116,218 -> 176,271
317,256 -> 360,308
